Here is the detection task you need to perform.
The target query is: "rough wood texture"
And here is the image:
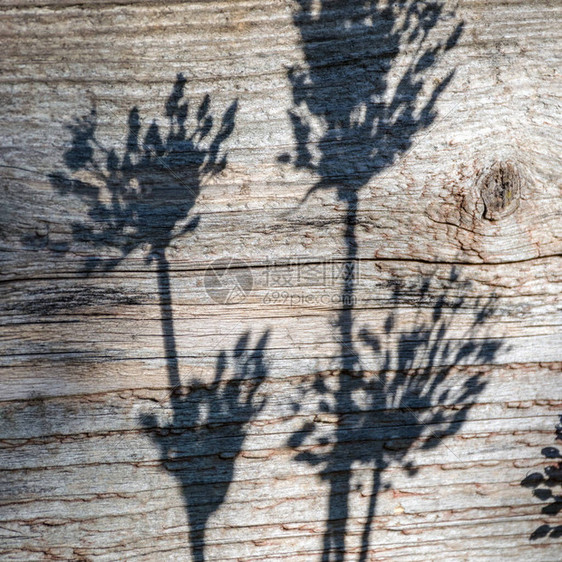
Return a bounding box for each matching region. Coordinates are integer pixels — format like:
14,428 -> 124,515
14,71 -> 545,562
1,0 -> 561,560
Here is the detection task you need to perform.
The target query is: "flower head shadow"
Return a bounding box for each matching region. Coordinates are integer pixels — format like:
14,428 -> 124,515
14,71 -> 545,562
49,72 -> 237,273
288,269 -> 501,560
140,330 -> 270,562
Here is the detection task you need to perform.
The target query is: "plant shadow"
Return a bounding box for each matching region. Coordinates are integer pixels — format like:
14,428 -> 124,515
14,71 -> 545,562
49,72 -> 238,393
521,415 -> 562,541
47,75 -> 264,561
283,1 -> 503,559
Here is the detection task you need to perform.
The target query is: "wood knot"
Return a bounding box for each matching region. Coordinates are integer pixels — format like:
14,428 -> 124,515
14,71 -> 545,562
479,161 -> 521,221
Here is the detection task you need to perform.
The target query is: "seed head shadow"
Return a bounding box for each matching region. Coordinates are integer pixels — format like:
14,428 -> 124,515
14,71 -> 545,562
521,415 -> 562,541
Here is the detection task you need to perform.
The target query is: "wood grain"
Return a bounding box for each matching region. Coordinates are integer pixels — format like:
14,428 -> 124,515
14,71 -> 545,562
1,0 -> 561,560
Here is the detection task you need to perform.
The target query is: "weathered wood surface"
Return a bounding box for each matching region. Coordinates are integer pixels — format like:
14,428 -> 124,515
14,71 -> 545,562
1,0 -> 561,560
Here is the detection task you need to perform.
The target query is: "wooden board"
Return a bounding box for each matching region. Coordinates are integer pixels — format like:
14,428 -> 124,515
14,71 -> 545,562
1,0 -> 561,560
